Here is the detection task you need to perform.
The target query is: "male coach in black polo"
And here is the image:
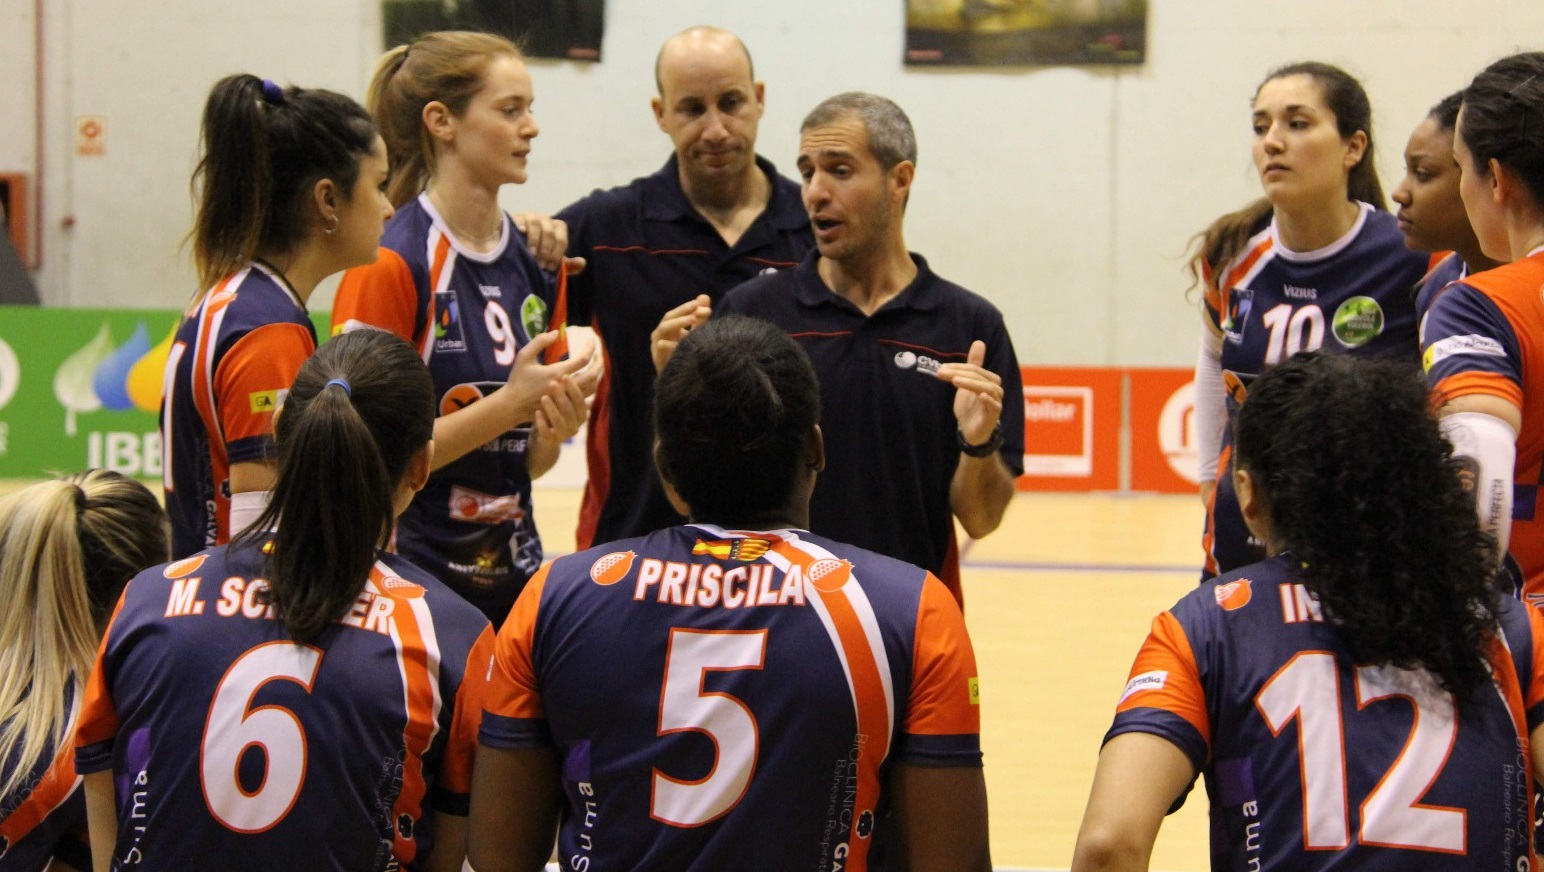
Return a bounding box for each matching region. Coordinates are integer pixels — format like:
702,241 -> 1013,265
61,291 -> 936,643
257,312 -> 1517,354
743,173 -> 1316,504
545,26 -> 813,549
657,92 -> 1024,606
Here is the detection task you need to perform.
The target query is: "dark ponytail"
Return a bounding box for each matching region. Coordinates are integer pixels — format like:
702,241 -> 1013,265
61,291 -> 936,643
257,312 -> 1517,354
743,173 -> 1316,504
1189,61 -> 1384,292
237,330 -> 435,642
1459,52 -> 1544,209
190,74 -> 377,294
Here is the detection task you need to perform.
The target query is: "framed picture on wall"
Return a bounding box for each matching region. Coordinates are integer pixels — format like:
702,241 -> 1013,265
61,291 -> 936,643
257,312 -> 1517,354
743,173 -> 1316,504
382,0 -> 605,61
905,0 -> 1146,66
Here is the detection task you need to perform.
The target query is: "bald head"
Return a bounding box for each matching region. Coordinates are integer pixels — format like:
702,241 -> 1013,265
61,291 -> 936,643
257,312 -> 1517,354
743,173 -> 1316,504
655,26 -> 755,98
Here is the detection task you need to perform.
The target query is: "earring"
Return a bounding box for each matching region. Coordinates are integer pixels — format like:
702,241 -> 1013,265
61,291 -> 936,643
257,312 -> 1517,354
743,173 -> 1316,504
324,214 -> 339,235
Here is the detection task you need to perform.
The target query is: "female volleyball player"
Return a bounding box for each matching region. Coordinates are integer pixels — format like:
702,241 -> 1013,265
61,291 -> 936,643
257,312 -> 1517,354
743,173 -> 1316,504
0,471 -> 167,872
469,316 -> 989,872
1073,352 -> 1544,871
333,32 -> 599,628
161,74 -> 392,558
1422,51 -> 1544,600
80,329 -> 493,871
1390,90 -> 1503,316
1189,61 -> 1433,579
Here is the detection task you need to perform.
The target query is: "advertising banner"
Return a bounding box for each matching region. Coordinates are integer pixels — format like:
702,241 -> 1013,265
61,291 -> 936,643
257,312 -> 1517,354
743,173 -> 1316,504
1129,367 -> 1199,494
0,307 -> 328,480
1016,366 -> 1121,492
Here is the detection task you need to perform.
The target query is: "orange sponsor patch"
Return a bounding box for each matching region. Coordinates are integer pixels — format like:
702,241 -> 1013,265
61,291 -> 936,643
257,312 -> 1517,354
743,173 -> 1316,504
440,383 -> 486,417
1214,578 -> 1252,611
590,550 -> 636,585
163,554 -> 208,579
381,575 -> 426,600
807,558 -> 852,593
1222,370 -> 1248,406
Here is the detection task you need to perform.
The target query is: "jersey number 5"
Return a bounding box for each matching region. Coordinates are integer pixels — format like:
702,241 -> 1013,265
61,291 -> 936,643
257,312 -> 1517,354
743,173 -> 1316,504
651,629 -> 768,827
200,642 -> 324,833
1256,652 -> 1464,853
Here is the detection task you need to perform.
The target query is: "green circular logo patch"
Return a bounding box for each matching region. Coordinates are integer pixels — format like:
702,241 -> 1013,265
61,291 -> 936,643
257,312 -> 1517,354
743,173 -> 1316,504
520,295 -> 549,340
1332,296 -> 1384,347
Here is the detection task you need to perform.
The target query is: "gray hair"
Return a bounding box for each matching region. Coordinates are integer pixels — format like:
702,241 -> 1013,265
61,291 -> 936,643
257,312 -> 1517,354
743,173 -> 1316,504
801,92 -> 917,170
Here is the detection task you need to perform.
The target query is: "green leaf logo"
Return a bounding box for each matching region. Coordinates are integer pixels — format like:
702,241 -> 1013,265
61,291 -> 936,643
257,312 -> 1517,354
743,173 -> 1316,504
55,323 -> 115,436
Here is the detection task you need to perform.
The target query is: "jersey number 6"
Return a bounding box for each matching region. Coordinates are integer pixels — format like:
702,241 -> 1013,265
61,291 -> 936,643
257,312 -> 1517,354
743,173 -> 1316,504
651,629 -> 768,828
200,642 -> 324,833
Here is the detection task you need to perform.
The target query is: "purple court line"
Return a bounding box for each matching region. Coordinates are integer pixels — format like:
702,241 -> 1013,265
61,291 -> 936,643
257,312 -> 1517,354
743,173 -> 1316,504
963,558 -> 1194,574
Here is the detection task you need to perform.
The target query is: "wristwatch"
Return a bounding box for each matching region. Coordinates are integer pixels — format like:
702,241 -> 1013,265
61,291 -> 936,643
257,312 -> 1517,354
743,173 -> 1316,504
957,423 -> 1003,458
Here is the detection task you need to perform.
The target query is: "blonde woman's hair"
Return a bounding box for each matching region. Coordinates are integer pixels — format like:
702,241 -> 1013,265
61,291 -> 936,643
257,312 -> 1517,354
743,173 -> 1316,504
368,31 -> 524,208
0,470 -> 167,799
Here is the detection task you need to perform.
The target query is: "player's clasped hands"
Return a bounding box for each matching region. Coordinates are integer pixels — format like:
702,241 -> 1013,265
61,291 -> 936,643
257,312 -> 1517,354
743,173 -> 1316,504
935,339 -> 1003,445
502,330 -> 601,426
651,294 -> 713,373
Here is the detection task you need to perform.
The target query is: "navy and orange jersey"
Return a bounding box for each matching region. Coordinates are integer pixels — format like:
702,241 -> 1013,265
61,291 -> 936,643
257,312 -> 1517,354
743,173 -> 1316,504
334,195 -> 565,625
556,154 -> 814,549
1421,250 -> 1544,599
718,252 -> 1024,604
0,699 -> 86,872
74,544 -> 494,871
161,263 -> 316,559
1414,251 -> 1465,324
1199,206 -> 1432,577
481,525 -> 982,872
1108,553 -> 1544,871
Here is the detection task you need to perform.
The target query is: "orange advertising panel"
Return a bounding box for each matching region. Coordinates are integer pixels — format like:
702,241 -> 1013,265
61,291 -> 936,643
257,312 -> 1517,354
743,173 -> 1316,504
1129,368 -> 1200,494
1016,367 -> 1121,492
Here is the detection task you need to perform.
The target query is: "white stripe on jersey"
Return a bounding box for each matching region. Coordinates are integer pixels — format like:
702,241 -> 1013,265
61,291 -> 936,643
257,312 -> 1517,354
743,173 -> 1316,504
369,562 -> 445,750
693,525 -> 897,746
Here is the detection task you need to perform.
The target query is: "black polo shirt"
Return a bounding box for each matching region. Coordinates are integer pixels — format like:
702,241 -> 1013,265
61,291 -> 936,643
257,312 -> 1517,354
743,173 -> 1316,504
559,154 -> 814,548
719,251 -> 1025,602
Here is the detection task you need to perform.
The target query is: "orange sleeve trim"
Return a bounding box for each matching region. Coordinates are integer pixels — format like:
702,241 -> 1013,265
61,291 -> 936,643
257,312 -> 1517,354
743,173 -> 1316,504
1114,611 -> 1211,749
1433,371 -> 1524,408
1526,606 -> 1544,712
441,625 -> 498,795
74,587 -> 131,750
904,573 -> 982,736
212,322 -> 315,444
485,565 -> 551,721
332,248 -> 421,344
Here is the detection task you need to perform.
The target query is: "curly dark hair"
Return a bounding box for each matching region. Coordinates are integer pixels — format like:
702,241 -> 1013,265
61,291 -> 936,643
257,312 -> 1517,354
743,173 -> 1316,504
1233,352 -> 1506,703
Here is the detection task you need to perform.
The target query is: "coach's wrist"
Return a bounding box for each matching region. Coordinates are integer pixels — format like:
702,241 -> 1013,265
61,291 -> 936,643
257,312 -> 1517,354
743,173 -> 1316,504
957,423 -> 1003,458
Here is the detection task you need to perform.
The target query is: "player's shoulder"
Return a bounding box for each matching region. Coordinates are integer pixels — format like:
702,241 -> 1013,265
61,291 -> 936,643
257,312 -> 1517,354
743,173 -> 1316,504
378,199 -> 437,266
375,551 -> 492,637
212,266 -> 307,325
1348,208 -> 1431,270
1170,555 -> 1300,635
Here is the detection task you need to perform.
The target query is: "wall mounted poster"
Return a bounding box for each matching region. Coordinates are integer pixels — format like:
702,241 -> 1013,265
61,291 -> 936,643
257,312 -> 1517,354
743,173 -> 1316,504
905,0 -> 1145,66
383,0 -> 605,61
